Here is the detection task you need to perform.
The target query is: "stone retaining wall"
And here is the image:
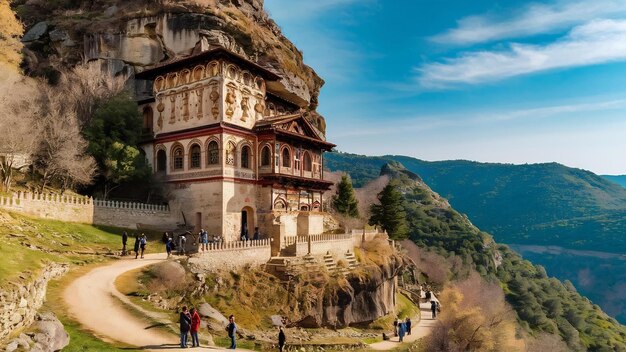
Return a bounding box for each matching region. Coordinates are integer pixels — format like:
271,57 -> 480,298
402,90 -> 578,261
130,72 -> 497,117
0,263 -> 69,342
0,192 -> 179,230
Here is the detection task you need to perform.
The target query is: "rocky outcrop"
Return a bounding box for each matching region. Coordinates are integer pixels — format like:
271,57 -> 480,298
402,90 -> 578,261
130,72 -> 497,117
16,0 -> 325,113
296,255 -> 403,328
4,313 -> 70,352
0,263 -> 68,342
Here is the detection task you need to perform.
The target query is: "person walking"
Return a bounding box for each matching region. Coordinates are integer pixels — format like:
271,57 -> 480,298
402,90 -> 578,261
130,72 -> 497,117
431,300 -> 437,319
179,234 -> 187,255
393,317 -> 399,336
190,307 -> 201,347
405,317 -> 412,335
133,234 -> 140,259
200,229 -> 208,252
398,320 -> 406,342
278,326 -> 286,352
179,306 -> 192,348
165,237 -> 173,258
226,315 -> 237,349
121,231 -> 128,256
139,233 -> 147,259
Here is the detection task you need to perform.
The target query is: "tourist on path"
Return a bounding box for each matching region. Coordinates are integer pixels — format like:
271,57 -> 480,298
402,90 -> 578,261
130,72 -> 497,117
253,227 -> 260,241
226,315 -> 237,349
398,321 -> 406,342
190,307 -> 201,347
431,300 -> 438,319
165,238 -> 173,258
393,317 -> 399,336
179,234 -> 187,255
179,306 -> 192,348
122,231 -> 128,256
162,232 -> 169,244
200,229 -> 208,251
405,317 -> 412,335
139,234 -> 147,259
278,326 -> 286,352
133,234 -> 140,259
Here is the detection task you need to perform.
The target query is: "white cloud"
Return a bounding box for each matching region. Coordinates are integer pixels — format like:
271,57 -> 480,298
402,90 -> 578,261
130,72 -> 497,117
330,97 -> 626,138
432,0 -> 626,45
419,19 -> 626,87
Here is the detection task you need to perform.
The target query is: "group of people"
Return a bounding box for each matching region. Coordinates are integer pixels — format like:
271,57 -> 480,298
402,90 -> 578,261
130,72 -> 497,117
179,311 -> 287,350
178,306 -> 202,348
121,231 -> 147,259
240,227 -> 261,241
392,317 -> 412,342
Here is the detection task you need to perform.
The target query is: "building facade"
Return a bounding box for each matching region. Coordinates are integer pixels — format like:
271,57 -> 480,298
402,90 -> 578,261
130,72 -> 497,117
136,48 -> 334,241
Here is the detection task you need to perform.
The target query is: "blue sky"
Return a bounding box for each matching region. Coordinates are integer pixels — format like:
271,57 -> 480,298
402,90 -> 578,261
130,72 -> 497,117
264,0 -> 626,175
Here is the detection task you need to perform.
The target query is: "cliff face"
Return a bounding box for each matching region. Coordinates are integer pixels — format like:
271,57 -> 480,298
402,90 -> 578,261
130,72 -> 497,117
15,0 -> 324,111
297,255 -> 403,328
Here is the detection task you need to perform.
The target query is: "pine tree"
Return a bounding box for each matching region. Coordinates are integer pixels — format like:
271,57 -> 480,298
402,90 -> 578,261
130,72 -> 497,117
369,182 -> 409,240
333,174 -> 359,217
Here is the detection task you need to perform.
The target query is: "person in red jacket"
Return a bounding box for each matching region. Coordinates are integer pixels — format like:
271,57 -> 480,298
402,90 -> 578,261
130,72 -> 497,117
190,307 -> 201,347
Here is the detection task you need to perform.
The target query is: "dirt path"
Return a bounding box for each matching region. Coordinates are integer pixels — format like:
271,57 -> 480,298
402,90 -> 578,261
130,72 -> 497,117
368,294 -> 438,350
63,253 -> 248,351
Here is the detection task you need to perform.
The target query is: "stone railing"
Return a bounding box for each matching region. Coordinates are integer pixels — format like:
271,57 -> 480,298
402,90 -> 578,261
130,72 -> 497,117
0,191 -> 175,230
205,238 -> 272,251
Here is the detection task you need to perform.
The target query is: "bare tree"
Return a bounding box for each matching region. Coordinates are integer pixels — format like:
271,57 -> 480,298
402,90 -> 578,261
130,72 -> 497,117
56,63 -> 126,127
33,83 -> 97,192
0,79 -> 41,192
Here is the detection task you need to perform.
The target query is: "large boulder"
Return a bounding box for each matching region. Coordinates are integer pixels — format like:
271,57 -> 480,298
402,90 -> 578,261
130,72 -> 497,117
22,22 -> 48,42
197,302 -> 228,325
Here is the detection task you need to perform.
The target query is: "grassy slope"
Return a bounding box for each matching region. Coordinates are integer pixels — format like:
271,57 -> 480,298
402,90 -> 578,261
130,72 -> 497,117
326,152 -> 626,253
0,210 -> 162,281
0,210 -> 164,349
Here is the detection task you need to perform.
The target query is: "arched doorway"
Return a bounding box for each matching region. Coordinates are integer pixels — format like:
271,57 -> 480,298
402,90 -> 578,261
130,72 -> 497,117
241,206 -> 254,240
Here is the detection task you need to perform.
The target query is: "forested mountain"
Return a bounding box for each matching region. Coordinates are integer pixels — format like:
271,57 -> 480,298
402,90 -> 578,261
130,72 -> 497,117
326,152 -> 626,253
377,161 -> 626,351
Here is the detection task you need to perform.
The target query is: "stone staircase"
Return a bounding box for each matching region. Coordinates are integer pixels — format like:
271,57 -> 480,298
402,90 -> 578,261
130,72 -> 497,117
266,251 -> 361,280
344,250 -> 358,270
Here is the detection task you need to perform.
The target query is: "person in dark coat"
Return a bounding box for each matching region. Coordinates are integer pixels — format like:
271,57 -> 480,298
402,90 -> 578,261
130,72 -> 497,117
393,317 -> 399,336
253,227 -> 260,241
431,300 -> 438,319
405,317 -> 412,335
165,238 -> 173,258
226,315 -> 237,349
190,307 -> 201,347
122,231 -> 128,256
133,234 -> 140,259
398,321 -> 406,342
139,233 -> 147,259
278,326 -> 286,351
179,306 -> 192,348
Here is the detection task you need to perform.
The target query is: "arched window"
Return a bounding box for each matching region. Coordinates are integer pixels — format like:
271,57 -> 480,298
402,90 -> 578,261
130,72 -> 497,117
282,148 -> 291,168
190,144 -> 201,169
241,145 -> 251,169
207,141 -> 219,165
156,149 -> 166,172
226,142 -> 236,166
260,146 -> 271,167
172,145 -> 184,170
303,152 -> 312,172
143,107 -> 153,132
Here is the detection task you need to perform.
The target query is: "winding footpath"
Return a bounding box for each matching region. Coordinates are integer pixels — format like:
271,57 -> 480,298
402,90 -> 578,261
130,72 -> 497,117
64,253 -> 239,351
64,253 -> 434,351
368,294 -> 437,350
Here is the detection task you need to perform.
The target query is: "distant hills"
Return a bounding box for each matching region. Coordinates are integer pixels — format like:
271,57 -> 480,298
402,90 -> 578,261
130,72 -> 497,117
602,175 -> 626,188
325,152 -> 626,253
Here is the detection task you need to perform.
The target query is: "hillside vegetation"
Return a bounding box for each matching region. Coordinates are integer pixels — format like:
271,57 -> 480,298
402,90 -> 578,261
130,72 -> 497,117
326,152 -> 626,253
372,161 -> 626,351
